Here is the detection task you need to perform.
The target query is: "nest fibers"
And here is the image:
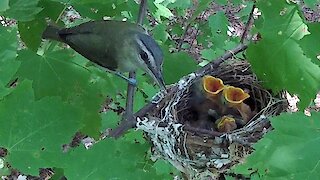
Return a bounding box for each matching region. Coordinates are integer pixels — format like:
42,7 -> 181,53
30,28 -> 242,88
136,60 -> 287,179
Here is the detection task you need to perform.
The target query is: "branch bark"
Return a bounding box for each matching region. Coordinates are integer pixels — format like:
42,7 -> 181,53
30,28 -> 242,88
110,0 -> 147,138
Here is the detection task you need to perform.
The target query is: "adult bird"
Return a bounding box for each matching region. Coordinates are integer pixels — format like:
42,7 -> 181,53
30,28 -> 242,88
42,20 -> 166,90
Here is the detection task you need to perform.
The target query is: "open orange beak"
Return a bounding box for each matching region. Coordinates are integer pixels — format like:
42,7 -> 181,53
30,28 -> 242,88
202,75 -> 224,99
216,115 -> 237,132
223,86 -> 252,123
223,86 -> 250,106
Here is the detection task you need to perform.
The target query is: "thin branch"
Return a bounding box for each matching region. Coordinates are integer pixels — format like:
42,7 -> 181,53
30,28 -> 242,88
55,5 -> 67,23
110,0 -> 148,138
124,71 -> 136,119
137,0 -> 147,25
240,4 -> 256,44
198,43 -> 248,76
184,125 -> 223,137
177,23 -> 192,51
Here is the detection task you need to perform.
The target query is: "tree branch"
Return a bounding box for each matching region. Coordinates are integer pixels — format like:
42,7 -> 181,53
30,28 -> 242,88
110,0 -> 148,138
240,4 -> 256,44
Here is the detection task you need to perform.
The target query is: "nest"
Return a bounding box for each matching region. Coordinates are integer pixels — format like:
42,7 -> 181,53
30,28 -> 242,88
136,60 -> 287,179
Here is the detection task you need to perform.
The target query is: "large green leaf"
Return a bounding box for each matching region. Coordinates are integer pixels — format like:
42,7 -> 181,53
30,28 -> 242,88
0,26 -> 20,98
37,0 -> 65,21
168,0 -> 192,9
152,2 -> 174,22
0,80 -> 81,175
208,11 -> 228,37
299,23 -> 320,66
234,112 -> 320,179
208,11 -> 230,50
248,0 -> 320,109
1,81 -> 171,178
163,51 -> 198,84
62,136 -> 173,179
18,19 -> 46,51
0,0 -> 9,12
0,26 -> 19,83
53,130 -> 177,179
15,49 -> 117,138
3,0 -> 42,21
17,0 -> 65,51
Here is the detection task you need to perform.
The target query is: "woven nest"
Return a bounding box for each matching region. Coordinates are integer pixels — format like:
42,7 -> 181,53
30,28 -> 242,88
136,60 -> 287,179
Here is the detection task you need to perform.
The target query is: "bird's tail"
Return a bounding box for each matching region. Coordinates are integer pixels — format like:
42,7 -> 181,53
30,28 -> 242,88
42,24 -> 63,42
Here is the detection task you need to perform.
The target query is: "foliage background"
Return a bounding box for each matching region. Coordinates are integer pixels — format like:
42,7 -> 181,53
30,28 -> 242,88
0,0 -> 320,179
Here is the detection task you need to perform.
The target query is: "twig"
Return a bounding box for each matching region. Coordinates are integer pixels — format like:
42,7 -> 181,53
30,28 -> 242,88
177,23 -> 192,51
184,126 -> 223,137
55,4 -> 68,23
124,71 -> 136,119
198,43 -> 248,76
110,0 -> 147,138
176,11 -> 204,51
137,0 -> 147,25
109,43 -> 248,137
240,4 -> 256,44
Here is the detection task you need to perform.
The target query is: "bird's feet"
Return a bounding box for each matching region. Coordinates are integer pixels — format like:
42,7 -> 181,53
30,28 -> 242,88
115,72 -> 137,86
127,78 -> 137,86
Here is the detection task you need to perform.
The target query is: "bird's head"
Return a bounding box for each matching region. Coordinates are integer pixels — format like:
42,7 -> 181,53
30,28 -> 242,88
132,32 -> 166,91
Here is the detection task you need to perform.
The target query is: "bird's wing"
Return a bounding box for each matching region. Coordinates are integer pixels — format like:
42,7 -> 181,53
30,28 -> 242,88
58,21 -> 118,70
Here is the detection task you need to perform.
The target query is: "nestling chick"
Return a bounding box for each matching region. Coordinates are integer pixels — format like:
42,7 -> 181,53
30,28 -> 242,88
188,76 -> 225,129
223,86 -> 254,124
216,115 -> 237,132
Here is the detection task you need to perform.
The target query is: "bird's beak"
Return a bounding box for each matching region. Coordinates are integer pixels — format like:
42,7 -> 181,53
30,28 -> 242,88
149,66 -> 167,92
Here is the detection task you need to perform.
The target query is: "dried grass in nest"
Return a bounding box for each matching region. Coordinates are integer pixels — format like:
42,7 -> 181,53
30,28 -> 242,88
136,60 -> 287,179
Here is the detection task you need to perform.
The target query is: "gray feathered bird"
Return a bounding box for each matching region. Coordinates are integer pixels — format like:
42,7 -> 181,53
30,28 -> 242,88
42,20 -> 166,90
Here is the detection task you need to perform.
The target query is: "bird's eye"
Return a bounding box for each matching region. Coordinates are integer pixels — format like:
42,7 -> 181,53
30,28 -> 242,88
139,51 -> 149,61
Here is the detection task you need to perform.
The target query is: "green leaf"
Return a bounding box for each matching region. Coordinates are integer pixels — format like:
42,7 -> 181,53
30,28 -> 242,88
15,49 -> 117,138
153,23 -> 170,44
153,159 -> 179,177
208,11 -> 229,49
299,23 -> 320,66
16,0 -> 65,51
188,0 -> 211,24
201,49 -> 214,60
18,19 -> 46,51
153,3 -> 174,22
201,48 -> 225,61
72,0 -> 137,21
0,80 -> 81,175
304,0 -> 320,8
163,51 -> 198,84
37,0 -> 65,21
0,86 -> 13,99
140,81 -> 158,100
208,11 -> 228,36
237,1 -> 254,20
234,112 -> 320,179
4,0 -> 43,22
0,26 -> 19,86
216,0 -> 227,5
0,26 -> 20,99
258,2 -> 306,40
0,0 -> 9,12
101,111 -> 120,130
62,136 -> 170,179
248,0 -> 320,109
168,0 -> 192,9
